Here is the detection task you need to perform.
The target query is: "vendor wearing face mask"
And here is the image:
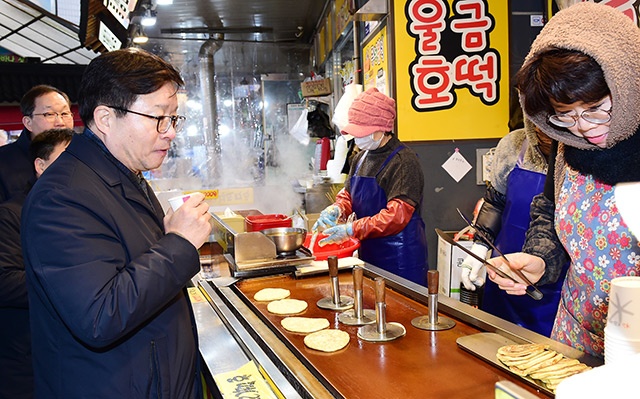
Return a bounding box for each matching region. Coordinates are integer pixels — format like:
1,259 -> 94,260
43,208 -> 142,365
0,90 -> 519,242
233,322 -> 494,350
313,88 -> 428,285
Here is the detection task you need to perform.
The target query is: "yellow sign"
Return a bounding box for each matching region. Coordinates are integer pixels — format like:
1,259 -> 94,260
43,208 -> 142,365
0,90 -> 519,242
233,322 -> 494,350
393,1 -> 510,140
185,188 -> 253,206
317,25 -> 326,65
213,360 -> 279,399
187,287 -> 206,304
362,25 -> 389,95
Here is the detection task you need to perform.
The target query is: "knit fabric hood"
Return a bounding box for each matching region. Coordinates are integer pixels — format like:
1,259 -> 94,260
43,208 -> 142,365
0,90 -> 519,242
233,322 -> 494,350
520,2 -> 640,151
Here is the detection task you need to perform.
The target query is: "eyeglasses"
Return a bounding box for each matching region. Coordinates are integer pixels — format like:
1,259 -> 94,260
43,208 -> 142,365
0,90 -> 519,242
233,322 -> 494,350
32,111 -> 74,122
108,106 -> 186,134
548,108 -> 612,128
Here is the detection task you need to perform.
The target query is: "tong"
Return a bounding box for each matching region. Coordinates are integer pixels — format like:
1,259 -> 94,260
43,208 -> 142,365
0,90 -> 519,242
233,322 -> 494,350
454,208 -> 543,301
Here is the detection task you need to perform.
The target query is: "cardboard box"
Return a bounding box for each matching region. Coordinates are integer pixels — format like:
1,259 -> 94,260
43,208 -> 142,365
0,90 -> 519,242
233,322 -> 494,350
301,78 -> 332,97
436,231 -> 474,300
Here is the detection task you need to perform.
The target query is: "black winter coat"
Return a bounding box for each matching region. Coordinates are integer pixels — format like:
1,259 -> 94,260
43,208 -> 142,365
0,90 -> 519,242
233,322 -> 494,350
22,131 -> 202,399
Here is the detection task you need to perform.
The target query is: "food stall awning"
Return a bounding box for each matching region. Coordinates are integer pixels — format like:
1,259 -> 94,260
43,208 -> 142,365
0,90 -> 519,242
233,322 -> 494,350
0,0 -> 97,64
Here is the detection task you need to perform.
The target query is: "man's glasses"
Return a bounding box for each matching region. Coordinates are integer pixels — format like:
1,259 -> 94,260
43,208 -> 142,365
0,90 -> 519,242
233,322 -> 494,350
548,108 -> 612,128
108,106 -> 186,134
32,112 -> 74,122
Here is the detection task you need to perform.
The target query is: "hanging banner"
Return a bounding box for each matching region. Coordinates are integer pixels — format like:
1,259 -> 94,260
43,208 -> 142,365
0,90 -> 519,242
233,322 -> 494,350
393,0 -> 509,141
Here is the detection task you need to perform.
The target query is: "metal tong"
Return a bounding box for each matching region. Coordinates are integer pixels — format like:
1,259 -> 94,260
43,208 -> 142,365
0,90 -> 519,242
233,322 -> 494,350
453,209 -> 544,301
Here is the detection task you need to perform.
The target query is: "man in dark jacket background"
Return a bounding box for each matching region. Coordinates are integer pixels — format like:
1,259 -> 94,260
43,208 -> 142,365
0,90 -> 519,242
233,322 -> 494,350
0,85 -> 73,202
21,48 -> 212,398
0,128 -> 73,399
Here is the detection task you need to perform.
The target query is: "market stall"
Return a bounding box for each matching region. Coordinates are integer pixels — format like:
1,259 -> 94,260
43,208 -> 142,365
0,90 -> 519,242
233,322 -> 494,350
191,216 -> 601,398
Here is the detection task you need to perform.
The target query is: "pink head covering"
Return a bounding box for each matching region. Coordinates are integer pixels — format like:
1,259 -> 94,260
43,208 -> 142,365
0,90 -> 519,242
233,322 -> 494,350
341,88 -> 396,138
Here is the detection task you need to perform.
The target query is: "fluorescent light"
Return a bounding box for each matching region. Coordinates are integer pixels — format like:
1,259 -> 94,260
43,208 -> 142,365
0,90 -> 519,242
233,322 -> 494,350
156,0 -> 173,4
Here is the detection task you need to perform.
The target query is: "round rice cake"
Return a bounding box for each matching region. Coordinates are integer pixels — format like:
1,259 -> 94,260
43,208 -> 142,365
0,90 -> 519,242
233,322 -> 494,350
253,288 -> 291,302
304,329 -> 350,352
281,317 -> 330,334
266,298 -> 308,315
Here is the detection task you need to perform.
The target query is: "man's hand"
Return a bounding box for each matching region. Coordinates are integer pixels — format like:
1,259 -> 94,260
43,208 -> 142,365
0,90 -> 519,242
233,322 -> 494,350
164,192 -> 212,249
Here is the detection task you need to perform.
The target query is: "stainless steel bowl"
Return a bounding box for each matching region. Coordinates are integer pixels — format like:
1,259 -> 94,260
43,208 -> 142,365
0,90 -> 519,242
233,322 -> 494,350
261,227 -> 307,254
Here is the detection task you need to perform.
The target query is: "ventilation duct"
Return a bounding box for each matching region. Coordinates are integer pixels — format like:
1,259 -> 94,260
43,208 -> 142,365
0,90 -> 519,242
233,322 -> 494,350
198,34 -> 223,184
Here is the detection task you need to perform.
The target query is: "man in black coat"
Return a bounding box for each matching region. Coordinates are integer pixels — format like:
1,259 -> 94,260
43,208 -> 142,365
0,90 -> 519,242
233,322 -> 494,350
22,48 -> 212,399
0,85 -> 74,202
0,128 -> 73,399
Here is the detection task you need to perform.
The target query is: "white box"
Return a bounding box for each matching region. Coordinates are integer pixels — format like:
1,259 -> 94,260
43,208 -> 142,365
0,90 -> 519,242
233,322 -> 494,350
436,231 -> 474,300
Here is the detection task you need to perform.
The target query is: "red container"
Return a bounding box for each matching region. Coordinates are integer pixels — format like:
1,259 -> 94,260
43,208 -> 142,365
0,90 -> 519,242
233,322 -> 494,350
303,233 -> 360,260
315,137 -> 331,171
244,214 -> 292,232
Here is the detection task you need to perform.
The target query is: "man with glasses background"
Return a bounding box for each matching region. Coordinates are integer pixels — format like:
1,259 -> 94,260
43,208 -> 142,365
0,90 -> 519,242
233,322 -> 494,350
21,48 -> 212,398
0,84 -> 74,202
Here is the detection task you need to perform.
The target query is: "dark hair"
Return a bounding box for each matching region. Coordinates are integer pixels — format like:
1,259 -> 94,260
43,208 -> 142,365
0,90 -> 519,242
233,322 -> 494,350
29,128 -> 74,162
78,48 -> 185,126
20,85 -> 71,116
515,48 -> 610,117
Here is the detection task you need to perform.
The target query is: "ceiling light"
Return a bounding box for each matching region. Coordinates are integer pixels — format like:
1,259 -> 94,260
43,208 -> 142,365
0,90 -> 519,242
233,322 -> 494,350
140,9 -> 157,27
156,0 -> 173,4
131,25 -> 149,44
133,34 -> 149,44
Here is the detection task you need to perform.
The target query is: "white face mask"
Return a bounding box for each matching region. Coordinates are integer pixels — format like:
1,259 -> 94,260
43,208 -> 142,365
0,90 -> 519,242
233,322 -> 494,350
354,134 -> 383,151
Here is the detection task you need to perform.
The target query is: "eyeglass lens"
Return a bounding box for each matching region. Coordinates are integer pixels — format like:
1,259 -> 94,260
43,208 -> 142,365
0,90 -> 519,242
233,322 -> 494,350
549,109 -> 611,127
157,116 -> 186,133
36,112 -> 73,121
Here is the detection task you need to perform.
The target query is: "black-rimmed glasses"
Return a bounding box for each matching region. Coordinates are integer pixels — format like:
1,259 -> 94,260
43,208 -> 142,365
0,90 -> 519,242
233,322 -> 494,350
108,106 -> 186,133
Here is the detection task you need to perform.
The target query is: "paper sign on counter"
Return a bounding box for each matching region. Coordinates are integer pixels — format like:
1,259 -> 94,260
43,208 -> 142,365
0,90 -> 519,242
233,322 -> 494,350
213,360 -> 279,399
187,287 -> 206,304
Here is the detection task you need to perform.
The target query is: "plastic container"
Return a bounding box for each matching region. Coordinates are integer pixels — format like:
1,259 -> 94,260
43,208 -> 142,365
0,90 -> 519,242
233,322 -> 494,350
214,213 -> 245,233
244,214 -> 292,232
303,233 -> 360,260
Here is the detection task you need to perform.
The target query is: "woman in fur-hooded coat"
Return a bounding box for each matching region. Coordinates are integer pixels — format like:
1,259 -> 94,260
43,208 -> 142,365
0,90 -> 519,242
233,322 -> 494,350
494,2 -> 640,358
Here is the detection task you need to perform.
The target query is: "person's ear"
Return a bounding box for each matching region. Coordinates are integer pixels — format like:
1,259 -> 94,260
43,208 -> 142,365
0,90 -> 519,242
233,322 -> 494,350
22,115 -> 33,131
34,157 -> 46,178
93,105 -> 114,134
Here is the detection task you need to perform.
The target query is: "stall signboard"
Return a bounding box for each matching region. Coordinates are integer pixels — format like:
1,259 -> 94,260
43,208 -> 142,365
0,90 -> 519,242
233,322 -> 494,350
325,6 -> 334,55
181,188 -> 254,207
362,24 -> 389,95
393,0 -> 509,141
317,25 -> 327,65
334,0 -> 352,42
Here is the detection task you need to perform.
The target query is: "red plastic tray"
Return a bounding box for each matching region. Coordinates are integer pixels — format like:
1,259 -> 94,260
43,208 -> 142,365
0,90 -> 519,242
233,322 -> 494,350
303,233 -> 360,260
244,214 -> 292,232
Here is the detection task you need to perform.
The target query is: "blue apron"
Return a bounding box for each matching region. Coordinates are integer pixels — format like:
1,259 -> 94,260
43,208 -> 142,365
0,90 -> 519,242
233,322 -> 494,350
351,146 -> 428,285
480,142 -> 568,336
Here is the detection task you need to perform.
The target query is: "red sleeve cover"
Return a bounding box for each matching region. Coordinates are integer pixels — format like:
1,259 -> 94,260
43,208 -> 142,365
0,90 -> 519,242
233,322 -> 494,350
333,188 -> 353,221
351,198 -> 415,240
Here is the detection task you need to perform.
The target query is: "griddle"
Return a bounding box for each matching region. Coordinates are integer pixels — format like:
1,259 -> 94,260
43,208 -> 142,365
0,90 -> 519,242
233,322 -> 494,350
227,273 -> 551,399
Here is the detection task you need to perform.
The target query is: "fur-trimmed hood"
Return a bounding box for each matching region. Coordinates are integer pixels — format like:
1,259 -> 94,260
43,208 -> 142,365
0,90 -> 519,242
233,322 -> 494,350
489,118 -> 548,194
520,2 -> 640,151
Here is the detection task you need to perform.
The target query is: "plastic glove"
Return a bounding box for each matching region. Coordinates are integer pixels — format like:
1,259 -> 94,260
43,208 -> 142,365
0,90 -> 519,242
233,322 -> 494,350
460,243 -> 490,291
312,205 -> 342,232
318,223 -> 353,246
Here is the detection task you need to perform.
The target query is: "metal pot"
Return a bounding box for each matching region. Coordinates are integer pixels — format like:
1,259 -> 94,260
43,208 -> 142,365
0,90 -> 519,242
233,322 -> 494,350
261,227 -> 307,255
